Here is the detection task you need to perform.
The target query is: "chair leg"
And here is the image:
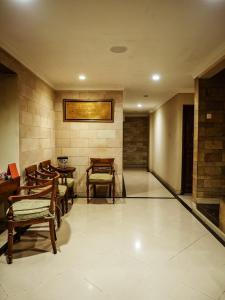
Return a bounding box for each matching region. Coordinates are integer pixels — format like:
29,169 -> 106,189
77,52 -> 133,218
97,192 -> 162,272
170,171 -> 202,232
113,182 -> 115,204
61,198 -> 65,215
109,185 -> 112,197
7,222 -> 14,264
65,192 -> 68,213
49,219 -> 57,254
54,222 -> 57,241
87,183 -> 89,203
56,206 -> 61,228
70,187 -> 74,205
93,184 -> 96,198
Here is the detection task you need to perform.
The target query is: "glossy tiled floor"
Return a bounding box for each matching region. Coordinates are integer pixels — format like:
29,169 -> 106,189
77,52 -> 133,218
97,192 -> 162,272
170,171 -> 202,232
124,168 -> 174,198
0,195 -> 225,300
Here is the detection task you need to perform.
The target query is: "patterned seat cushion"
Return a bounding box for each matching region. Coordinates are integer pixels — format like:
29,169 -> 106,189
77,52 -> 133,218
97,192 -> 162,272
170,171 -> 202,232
66,178 -> 74,188
58,184 -> 67,197
89,173 -> 113,182
12,199 -> 52,221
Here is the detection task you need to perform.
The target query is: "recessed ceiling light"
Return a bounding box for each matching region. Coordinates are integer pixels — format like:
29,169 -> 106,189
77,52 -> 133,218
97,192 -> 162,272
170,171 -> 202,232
79,74 -> 86,81
137,104 -> 143,108
152,74 -> 161,81
14,0 -> 33,3
110,46 -> 128,53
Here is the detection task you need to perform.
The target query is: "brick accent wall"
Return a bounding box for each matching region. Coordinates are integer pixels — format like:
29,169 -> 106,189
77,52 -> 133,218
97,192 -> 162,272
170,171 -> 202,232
55,90 -> 123,196
193,70 -> 225,202
123,116 -> 149,168
0,48 -> 55,176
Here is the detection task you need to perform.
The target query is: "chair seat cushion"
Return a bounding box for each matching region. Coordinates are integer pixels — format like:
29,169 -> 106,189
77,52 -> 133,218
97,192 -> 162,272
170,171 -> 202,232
58,184 -> 67,197
12,199 -> 52,221
89,173 -> 113,182
30,185 -> 51,197
66,178 -> 74,188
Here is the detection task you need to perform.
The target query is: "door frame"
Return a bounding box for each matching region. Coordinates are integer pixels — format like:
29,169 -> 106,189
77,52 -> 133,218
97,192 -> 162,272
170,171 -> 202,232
181,104 -> 194,194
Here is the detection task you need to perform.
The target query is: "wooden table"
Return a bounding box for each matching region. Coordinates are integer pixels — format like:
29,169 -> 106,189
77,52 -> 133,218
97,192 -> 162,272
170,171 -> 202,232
0,177 -> 20,231
0,177 -> 20,254
0,177 -> 20,194
55,166 -> 76,175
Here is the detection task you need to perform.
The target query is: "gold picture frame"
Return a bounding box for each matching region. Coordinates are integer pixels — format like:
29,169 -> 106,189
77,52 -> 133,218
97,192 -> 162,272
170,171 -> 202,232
63,99 -> 114,122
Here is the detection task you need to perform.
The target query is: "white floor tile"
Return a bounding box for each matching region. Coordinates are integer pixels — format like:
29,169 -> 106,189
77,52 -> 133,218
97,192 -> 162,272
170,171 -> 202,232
123,168 -> 174,198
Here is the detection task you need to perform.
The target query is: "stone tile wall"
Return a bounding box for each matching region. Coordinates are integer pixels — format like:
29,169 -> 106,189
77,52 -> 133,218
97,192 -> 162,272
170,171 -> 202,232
193,70 -> 225,202
0,48 -> 55,176
123,116 -> 149,168
55,90 -> 123,196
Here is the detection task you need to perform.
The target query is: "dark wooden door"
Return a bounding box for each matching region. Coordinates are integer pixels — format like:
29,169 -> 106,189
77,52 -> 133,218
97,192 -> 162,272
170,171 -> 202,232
181,105 -> 194,194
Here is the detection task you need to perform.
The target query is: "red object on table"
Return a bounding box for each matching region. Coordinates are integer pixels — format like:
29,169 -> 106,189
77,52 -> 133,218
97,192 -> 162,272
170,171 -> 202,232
7,163 -> 20,179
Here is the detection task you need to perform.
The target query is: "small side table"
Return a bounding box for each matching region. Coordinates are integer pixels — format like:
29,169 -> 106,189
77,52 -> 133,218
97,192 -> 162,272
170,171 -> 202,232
55,166 -> 76,176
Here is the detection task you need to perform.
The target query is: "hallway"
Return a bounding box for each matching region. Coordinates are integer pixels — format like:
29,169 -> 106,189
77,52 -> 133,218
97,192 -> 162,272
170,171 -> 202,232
123,168 -> 174,198
0,1 -> 225,299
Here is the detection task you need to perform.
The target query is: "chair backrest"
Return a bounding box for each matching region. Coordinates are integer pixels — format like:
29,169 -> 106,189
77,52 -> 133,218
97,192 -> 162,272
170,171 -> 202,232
25,165 -> 37,185
25,165 -> 37,176
90,158 -> 114,174
39,160 -> 51,171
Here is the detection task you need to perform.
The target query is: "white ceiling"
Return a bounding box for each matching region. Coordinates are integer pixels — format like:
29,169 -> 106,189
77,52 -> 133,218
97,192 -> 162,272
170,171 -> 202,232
0,0 -> 225,112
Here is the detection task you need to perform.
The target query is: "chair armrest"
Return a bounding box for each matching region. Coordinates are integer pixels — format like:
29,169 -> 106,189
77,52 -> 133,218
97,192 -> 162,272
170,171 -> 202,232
39,170 -> 59,179
39,167 -> 56,175
30,176 -> 53,183
19,180 -> 52,190
86,165 -> 93,173
36,170 -> 52,178
26,174 -> 48,185
8,185 -> 52,202
50,164 -> 59,171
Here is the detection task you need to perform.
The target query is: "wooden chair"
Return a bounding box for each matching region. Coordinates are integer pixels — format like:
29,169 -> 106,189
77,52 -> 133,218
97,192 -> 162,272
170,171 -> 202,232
25,165 -> 67,227
7,176 -> 59,264
86,158 -> 115,204
39,160 -> 75,212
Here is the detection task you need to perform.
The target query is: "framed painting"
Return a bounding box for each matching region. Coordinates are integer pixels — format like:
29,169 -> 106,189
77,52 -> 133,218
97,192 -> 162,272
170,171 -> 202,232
63,99 -> 114,122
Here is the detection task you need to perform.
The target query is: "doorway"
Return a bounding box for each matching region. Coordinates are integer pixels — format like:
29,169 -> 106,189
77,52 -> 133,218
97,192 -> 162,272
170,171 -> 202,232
122,115 -> 173,198
0,64 -> 18,235
123,116 -> 149,168
181,105 -> 194,194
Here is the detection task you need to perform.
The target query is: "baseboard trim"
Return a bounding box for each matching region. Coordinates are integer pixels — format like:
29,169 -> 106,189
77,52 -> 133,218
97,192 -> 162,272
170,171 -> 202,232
151,171 -> 182,197
122,176 -> 126,198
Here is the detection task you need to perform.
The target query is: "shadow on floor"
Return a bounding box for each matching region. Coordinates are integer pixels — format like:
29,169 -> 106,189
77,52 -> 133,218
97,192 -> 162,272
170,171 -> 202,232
88,197 -> 114,204
8,219 -> 72,260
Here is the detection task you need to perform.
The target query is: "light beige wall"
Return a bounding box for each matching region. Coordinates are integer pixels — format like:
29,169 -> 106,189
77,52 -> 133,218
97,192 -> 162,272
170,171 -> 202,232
55,90 -> 123,196
149,93 -> 194,193
19,76 -> 55,175
0,48 -> 55,176
0,75 -> 19,170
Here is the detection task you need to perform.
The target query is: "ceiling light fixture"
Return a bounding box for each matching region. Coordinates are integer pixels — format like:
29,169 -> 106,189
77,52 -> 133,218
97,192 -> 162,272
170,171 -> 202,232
110,46 -> 128,53
152,74 -> 161,81
14,0 -> 33,3
137,104 -> 143,108
78,74 -> 86,81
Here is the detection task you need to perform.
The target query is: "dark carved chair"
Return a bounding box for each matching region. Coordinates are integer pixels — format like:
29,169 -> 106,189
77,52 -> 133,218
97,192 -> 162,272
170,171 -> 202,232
86,158 -> 115,204
25,165 -> 67,226
7,175 -> 59,264
39,160 -> 75,212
